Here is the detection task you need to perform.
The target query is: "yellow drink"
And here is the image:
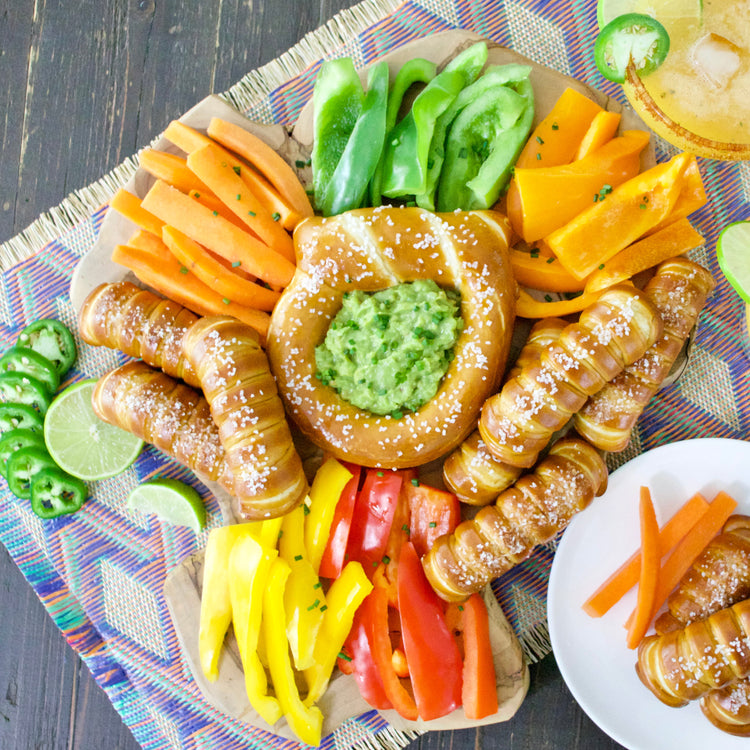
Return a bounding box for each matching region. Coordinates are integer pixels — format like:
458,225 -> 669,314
623,0 -> 750,159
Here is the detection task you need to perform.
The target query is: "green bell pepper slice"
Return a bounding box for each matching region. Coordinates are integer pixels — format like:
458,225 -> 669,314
311,57 -> 365,212
419,63 -> 532,210
381,41 -> 488,199
30,466 -> 88,519
317,61 -> 389,216
0,428 -> 46,479
0,403 -> 44,436
16,319 -> 77,376
0,371 -> 52,415
369,57 -> 437,206
0,346 -> 60,394
6,445 -> 57,500
437,70 -> 534,211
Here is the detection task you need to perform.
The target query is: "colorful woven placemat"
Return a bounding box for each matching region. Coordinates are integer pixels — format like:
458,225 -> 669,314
1,0 -> 749,748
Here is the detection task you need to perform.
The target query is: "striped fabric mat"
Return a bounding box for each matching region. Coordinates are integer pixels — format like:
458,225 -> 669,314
1,0 -> 749,748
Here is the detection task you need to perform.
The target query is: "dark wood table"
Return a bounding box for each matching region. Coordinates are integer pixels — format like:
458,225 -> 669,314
0,1 -> 624,748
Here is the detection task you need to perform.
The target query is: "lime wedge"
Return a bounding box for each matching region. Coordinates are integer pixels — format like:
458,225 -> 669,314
717,222 -> 750,303
44,380 -> 143,480
597,0 -> 703,27
126,479 -> 206,532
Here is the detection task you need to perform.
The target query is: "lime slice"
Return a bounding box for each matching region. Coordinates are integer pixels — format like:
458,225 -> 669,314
44,379 -> 143,480
597,0 -> 703,27
126,479 -> 206,532
717,222 -> 750,303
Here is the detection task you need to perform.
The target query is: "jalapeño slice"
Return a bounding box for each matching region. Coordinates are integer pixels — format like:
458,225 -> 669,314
0,371 -> 52,415
0,346 -> 60,394
31,467 -> 88,519
0,403 -> 44,436
6,445 -> 57,500
0,428 -> 47,479
16,319 -> 77,376
594,13 -> 670,84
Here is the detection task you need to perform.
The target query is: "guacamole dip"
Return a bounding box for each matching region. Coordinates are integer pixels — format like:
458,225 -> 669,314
315,279 -> 463,416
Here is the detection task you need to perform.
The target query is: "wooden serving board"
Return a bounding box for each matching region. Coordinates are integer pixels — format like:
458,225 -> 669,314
69,27 -> 665,745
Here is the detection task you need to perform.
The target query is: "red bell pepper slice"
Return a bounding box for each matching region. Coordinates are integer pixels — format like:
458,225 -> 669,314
460,594 -> 498,719
346,468 -> 403,575
406,481 -> 460,558
319,463 -> 361,579
342,595 -> 392,710
368,584 -> 418,720
397,541 -> 463,720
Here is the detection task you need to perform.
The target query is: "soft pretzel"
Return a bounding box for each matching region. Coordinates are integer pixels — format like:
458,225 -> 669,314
182,316 -> 308,520
655,515 -> 750,635
267,207 -> 516,468
442,318 -> 567,505
636,598 -> 750,708
643,514 -> 750,735
574,258 -> 714,451
92,360 -> 234,491
79,281 -> 200,387
479,285 -> 663,468
423,435 -> 608,601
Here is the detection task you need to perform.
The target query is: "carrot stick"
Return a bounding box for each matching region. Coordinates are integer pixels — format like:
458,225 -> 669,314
138,149 -> 212,195
110,189 -> 165,236
161,226 -> 280,311
626,487 -> 660,649
187,189 -> 257,233
140,180 -> 295,288
163,120 -> 214,153
126,228 -> 169,254
645,491 -> 738,623
111,243 -> 270,339
163,120 -> 302,231
462,593 -> 499,719
207,117 -> 314,220
583,491 -> 708,617
187,143 -> 295,262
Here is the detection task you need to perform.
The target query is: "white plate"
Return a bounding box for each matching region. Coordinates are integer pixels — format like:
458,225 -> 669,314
549,437 -> 750,750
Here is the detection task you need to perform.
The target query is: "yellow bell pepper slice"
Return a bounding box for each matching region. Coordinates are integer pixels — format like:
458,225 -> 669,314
264,557 -> 324,747
304,561 -> 373,706
305,457 -> 353,573
199,524 -> 258,682
228,535 -> 282,727
279,504 -> 326,671
546,152 -> 691,280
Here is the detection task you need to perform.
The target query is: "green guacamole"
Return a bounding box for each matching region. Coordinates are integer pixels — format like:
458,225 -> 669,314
315,280 -> 463,416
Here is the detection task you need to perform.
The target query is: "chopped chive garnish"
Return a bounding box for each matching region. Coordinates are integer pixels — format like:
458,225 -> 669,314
232,165 -> 241,175
212,210 -> 219,216
377,471 -> 384,477
382,556 -> 391,565
338,651 -> 352,662
546,256 -> 555,264
248,210 -> 256,216
429,521 -> 437,528
410,477 -> 419,486
179,266 -> 188,274
303,503 -> 310,515
236,194 -> 241,200
536,135 -> 544,144
536,152 -> 542,160
458,605 -> 464,611
402,524 -> 409,532
222,298 -> 231,305
313,582 -> 322,589
294,554 -> 303,561
320,605 -> 328,612
232,260 -> 241,268
551,122 -> 559,130
272,212 -> 281,222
